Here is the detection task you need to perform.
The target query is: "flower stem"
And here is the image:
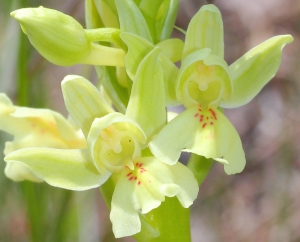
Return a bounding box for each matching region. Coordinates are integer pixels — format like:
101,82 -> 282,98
187,154 -> 214,185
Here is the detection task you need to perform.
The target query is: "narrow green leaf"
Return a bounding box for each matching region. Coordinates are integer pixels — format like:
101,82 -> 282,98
221,35 -> 293,108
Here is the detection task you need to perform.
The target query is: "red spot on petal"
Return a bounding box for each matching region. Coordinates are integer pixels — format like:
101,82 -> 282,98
129,176 -> 134,181
202,123 -> 207,128
138,181 -> 141,185
210,122 -> 213,125
127,172 -> 132,177
194,113 -> 199,117
209,109 -> 217,120
40,129 -> 45,134
134,177 -> 137,180
206,117 -> 209,120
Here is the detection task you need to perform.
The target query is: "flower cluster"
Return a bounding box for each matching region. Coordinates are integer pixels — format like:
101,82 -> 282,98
0,1 -> 292,239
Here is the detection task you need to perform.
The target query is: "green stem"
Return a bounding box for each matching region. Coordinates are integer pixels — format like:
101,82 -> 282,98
187,154 -> 214,185
21,182 -> 41,242
85,28 -> 123,47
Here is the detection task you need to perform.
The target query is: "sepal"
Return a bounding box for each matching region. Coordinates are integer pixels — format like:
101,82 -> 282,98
221,35 -> 294,108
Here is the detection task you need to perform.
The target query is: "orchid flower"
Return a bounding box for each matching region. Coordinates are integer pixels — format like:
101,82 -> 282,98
0,93 -> 86,182
149,4 -> 293,175
4,49 -> 198,238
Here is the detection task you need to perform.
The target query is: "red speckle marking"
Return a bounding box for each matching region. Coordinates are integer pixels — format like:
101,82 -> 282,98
202,123 -> 207,128
134,177 -> 137,180
40,129 -> 45,134
129,176 -> 134,181
194,113 -> 199,117
209,109 -> 217,120
138,181 -> 141,185
210,122 -> 213,125
206,117 -> 209,120
127,172 -> 132,177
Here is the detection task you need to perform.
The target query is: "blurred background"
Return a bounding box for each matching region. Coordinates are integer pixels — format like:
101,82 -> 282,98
0,0 -> 299,241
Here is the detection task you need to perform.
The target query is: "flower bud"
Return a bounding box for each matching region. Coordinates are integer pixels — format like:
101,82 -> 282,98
11,7 -> 90,66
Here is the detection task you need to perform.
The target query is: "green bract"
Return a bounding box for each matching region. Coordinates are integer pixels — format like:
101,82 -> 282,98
11,7 -> 125,66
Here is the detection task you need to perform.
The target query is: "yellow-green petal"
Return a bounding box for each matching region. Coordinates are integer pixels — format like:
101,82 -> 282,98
221,35 -> 293,108
178,48 -> 232,109
150,106 -> 245,174
87,112 -> 146,173
183,4 -> 224,59
61,75 -> 113,137
5,148 -> 111,190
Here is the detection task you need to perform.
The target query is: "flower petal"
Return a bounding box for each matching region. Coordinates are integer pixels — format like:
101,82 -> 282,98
221,35 -> 293,108
120,32 -> 154,80
110,156 -> 198,238
4,148 -> 111,190
178,48 -> 232,109
150,106 -> 245,174
126,48 -> 166,139
88,112 -> 146,172
149,107 -> 200,165
183,4 -> 224,59
5,162 -> 43,182
61,75 -> 113,137
156,38 -> 184,62
110,171 -> 140,238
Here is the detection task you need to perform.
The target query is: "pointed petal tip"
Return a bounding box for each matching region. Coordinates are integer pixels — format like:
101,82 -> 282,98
200,4 -> 221,14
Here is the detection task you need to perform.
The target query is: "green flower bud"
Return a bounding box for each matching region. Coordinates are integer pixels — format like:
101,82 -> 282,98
11,7 -> 125,67
11,6 -> 90,66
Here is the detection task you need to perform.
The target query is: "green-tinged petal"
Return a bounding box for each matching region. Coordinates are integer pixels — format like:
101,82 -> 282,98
61,75 -> 113,137
154,0 -> 179,42
178,49 -> 232,109
0,93 -> 86,150
143,157 -> 199,208
115,0 -> 152,42
5,148 -> 111,190
183,4 -> 224,59
150,106 -> 245,174
88,113 -> 146,172
156,38 -> 184,62
221,35 -> 293,108
110,170 -> 140,238
149,107 -> 199,165
111,157 -> 197,238
160,55 -> 181,106
126,48 -> 166,139
5,162 -> 43,182
120,32 -> 154,80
